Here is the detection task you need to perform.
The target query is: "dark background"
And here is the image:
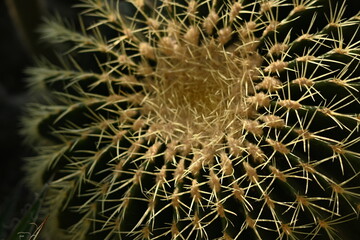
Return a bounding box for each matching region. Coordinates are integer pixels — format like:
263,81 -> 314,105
0,0 -> 78,238
0,0 -> 32,204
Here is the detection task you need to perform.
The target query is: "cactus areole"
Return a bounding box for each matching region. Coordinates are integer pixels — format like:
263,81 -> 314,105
23,0 -> 360,239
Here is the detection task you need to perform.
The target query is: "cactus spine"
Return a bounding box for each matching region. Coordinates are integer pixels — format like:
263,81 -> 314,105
23,0 -> 360,239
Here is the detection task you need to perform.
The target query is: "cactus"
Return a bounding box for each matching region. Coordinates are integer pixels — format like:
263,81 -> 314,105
22,0 -> 360,239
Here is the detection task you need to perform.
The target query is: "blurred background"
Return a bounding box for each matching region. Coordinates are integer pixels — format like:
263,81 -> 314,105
0,0 -> 78,238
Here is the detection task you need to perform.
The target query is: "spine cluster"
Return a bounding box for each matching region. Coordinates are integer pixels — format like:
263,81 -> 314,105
23,0 -> 360,239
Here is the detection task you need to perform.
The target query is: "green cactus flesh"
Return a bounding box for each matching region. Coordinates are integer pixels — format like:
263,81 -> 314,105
23,0 -> 360,239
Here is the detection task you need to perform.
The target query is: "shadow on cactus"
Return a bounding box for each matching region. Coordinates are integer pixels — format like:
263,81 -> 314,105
22,0 -> 360,239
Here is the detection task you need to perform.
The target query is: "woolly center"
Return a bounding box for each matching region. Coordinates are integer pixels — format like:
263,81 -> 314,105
144,40 -> 263,140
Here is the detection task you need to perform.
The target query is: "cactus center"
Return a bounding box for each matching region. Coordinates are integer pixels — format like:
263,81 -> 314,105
144,39 -> 263,140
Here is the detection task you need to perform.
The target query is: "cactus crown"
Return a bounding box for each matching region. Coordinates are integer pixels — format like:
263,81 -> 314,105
23,0 -> 360,239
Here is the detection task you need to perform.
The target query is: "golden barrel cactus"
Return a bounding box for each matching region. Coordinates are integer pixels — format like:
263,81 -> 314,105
23,0 -> 360,239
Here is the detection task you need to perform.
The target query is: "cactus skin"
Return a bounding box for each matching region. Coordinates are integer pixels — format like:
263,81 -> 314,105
22,0 -> 360,239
